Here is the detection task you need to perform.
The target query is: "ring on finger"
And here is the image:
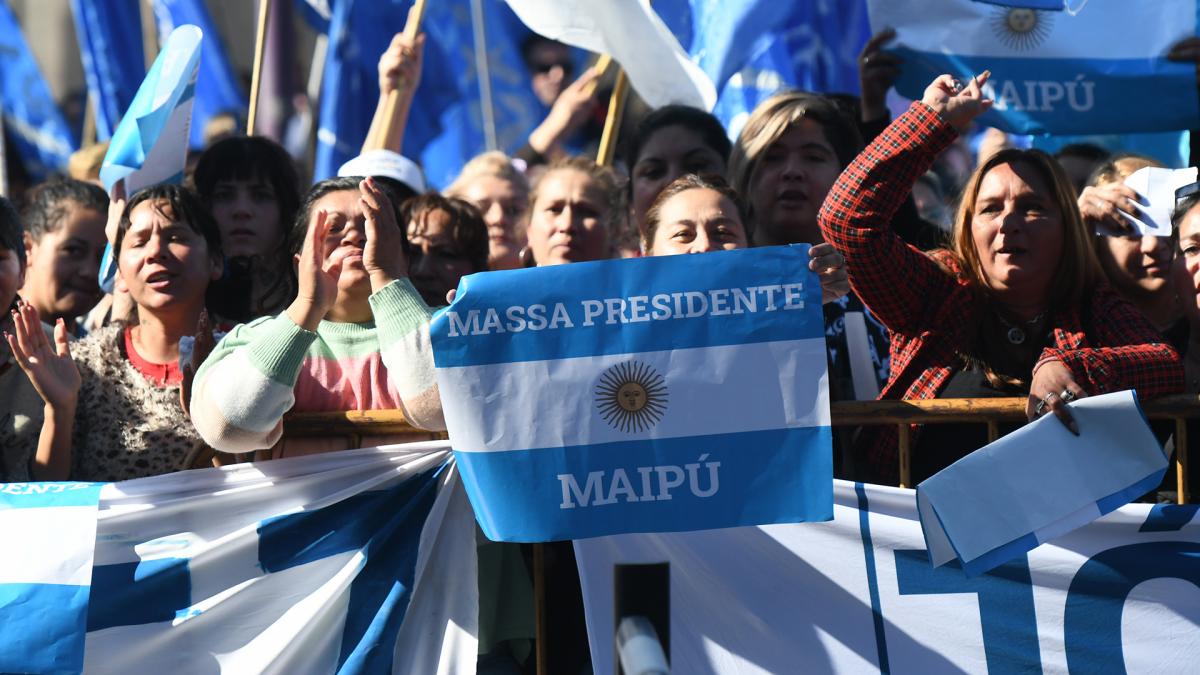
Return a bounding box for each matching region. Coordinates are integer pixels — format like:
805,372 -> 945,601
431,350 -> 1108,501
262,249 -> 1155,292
1060,389 -> 1077,403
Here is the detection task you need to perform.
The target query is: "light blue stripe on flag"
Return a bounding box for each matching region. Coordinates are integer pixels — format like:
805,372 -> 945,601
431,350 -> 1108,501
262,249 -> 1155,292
0,482 -> 104,674
432,246 -> 834,542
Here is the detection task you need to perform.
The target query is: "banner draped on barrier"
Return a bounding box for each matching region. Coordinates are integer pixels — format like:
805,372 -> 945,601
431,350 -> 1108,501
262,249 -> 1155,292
0,443 -> 477,675
576,479 -> 1200,674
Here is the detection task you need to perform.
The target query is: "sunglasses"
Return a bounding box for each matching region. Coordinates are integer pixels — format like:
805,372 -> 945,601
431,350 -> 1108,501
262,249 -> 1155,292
531,60 -> 573,76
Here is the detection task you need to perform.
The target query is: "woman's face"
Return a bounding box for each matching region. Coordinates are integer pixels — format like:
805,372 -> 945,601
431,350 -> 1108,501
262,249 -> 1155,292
118,199 -> 220,315
631,125 -> 726,233
1097,231 -> 1173,301
1173,205 -> 1200,325
23,205 -> 106,322
648,188 -> 747,256
747,117 -> 842,246
970,161 -> 1064,301
408,208 -> 480,306
526,169 -> 611,266
309,189 -> 374,294
209,177 -> 283,259
459,175 -> 527,271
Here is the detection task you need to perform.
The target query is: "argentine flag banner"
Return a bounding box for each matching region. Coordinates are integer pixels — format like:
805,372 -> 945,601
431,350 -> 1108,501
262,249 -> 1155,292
867,0 -> 1200,135
100,24 -> 201,194
430,246 -> 833,542
0,482 -> 104,674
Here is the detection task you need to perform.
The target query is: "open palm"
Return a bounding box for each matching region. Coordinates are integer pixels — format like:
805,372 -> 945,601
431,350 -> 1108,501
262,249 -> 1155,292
6,302 -> 80,411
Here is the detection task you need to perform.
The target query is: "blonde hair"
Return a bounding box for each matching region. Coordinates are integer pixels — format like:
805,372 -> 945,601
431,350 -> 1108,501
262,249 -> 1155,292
951,148 -> 1102,308
445,151 -> 530,199
726,91 -> 861,224
1088,153 -> 1163,188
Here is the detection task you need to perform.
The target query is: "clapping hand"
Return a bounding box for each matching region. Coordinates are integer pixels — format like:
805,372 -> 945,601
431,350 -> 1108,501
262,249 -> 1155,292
921,71 -> 993,132
5,302 -> 80,412
286,210 -> 344,331
360,177 -> 408,292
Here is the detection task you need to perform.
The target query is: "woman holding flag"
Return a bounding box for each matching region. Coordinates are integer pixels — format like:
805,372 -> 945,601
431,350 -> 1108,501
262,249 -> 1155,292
819,72 -> 1183,486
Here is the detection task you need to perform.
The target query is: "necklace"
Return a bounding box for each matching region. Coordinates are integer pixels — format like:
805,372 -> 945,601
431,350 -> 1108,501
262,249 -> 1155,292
995,311 -> 1045,346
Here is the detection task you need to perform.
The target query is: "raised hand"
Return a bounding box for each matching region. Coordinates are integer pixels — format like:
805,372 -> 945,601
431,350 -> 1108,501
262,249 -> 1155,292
1078,182 -> 1141,235
921,71 -> 993,132
359,177 -> 408,292
378,31 -> 426,95
105,180 -> 126,245
286,210 -> 343,331
528,66 -> 601,156
809,243 -> 850,304
858,28 -> 901,122
5,302 -> 80,412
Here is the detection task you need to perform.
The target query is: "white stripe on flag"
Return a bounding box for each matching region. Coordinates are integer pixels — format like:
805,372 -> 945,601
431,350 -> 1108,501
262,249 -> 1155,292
0,506 -> 100,585
440,338 -> 830,453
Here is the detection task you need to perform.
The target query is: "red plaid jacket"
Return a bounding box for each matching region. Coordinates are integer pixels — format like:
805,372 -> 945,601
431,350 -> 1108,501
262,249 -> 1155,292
818,103 -> 1183,486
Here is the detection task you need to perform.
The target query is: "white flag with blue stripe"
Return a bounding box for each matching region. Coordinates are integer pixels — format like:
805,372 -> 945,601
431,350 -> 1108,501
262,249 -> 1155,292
430,246 -> 833,542
867,0 -> 1200,134
0,482 -> 104,674
0,443 -> 477,674
100,24 -> 201,194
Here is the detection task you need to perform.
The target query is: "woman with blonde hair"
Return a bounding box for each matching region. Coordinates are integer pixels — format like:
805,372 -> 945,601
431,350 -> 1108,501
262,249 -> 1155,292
523,156 -> 623,267
819,72 -> 1182,486
445,152 -> 530,271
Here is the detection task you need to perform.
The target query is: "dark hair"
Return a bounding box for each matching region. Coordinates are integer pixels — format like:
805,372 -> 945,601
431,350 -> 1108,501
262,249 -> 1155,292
643,174 -> 749,250
623,105 -> 731,175
117,184 -> 222,261
1054,143 -> 1111,164
289,176 -> 413,259
192,136 -> 302,230
1173,192 -> 1200,234
0,196 -> 24,267
520,34 -> 571,71
20,179 -> 108,241
401,193 -> 489,273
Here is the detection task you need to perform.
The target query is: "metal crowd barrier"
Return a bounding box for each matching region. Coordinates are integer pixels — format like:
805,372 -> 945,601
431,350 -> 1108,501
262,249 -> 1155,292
282,395 -> 1199,503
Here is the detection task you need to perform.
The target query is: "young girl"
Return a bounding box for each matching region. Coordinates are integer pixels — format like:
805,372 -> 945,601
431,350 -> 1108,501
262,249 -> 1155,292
8,184 -> 222,481
190,176 -> 444,458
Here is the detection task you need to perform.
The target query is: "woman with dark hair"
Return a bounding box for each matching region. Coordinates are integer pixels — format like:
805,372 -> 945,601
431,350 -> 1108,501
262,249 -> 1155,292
190,176 -> 444,459
819,72 -> 1182,486
192,135 -> 301,324
402,193 -> 489,307
625,105 -> 732,237
8,184 -> 223,481
18,179 -> 108,333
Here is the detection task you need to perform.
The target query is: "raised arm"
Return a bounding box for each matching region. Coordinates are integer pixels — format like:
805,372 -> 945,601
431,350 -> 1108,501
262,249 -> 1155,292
362,30 -> 425,154
6,303 -> 79,480
818,72 -> 992,335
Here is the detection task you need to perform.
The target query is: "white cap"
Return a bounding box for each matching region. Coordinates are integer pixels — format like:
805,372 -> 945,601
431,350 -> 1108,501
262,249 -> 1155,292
337,150 -> 427,193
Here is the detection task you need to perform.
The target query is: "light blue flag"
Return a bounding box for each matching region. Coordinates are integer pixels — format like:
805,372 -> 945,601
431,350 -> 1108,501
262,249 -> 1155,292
685,0 -> 871,137
868,0 -> 1200,135
0,4 -> 78,180
0,482 -> 105,674
69,0 -> 146,141
430,246 -> 834,542
917,390 -> 1169,577
99,24 -> 201,195
0,446 -> 476,673
152,0 -> 247,150
974,0 -> 1064,9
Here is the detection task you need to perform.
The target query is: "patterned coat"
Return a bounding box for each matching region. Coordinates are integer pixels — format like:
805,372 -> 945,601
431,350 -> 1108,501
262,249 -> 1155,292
818,102 -> 1183,485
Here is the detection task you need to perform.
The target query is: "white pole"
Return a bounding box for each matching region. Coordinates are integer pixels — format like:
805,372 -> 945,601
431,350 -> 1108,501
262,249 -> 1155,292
0,112 -> 9,198
469,0 -> 498,151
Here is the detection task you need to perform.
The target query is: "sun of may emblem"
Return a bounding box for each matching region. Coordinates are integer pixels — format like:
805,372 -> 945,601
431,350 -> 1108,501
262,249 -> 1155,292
991,7 -> 1053,50
595,361 -> 669,433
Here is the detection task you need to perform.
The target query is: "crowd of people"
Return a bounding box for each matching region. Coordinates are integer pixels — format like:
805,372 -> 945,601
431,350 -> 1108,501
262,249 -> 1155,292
1,24 -> 1198,673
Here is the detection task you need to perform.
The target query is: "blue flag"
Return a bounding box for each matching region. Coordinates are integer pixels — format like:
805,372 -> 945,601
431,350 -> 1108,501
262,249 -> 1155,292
69,0 -> 146,141
315,0 -> 541,188
430,246 -> 834,542
973,0 -> 1064,9
0,483 -> 105,674
868,0 -> 1200,135
0,4 -> 78,180
152,0 -> 248,150
683,0 -> 871,136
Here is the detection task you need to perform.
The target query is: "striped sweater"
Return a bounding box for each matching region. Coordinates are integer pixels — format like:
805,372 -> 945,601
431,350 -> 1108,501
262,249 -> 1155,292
191,278 -> 445,454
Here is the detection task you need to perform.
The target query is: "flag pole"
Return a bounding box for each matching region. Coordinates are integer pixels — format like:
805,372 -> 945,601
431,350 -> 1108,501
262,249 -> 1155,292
247,0 -> 273,136
139,0 -> 159,70
595,67 -> 629,167
366,0 -> 427,151
0,112 -> 8,198
469,0 -> 498,151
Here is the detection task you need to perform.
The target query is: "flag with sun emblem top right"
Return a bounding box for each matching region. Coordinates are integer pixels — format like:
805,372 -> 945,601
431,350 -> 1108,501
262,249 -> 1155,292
867,0 -> 1199,135
429,246 -> 833,542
